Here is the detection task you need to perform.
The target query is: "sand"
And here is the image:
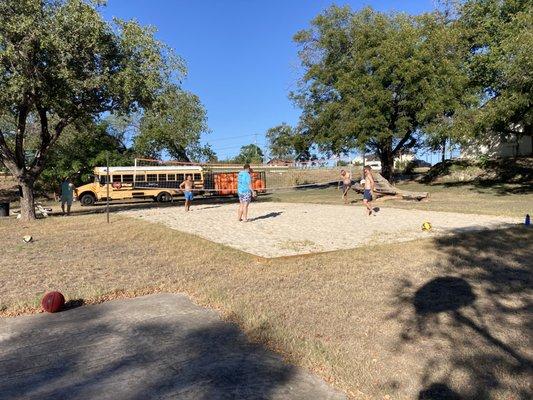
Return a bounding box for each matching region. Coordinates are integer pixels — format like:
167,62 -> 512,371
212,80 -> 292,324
120,202 -> 518,258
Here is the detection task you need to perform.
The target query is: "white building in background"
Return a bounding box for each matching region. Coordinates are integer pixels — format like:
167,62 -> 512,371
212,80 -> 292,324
351,151 -> 416,171
460,126 -> 532,159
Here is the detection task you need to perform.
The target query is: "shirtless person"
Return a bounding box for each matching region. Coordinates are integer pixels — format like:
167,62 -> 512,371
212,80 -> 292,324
340,169 -> 352,204
362,166 -> 376,216
179,175 -> 194,212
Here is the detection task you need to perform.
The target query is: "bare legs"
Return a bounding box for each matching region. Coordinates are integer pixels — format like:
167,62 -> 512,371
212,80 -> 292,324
184,199 -> 190,212
363,199 -> 373,216
237,201 -> 250,222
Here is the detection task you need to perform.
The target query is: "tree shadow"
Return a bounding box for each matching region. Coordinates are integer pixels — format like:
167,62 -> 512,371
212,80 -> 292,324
435,180 -> 533,196
389,227 -> 533,399
418,382 -> 463,400
0,294 -> 342,399
421,156 -> 533,196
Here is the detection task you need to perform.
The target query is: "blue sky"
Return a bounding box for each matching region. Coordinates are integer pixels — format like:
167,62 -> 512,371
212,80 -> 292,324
101,1 -> 436,161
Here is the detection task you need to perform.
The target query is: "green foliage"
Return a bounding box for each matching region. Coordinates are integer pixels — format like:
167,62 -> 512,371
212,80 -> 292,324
266,124 -> 295,160
265,123 -> 313,161
402,160 -> 418,175
292,6 -> 471,178
454,0 -> 532,140
394,159 -> 410,171
476,154 -> 491,169
233,144 -> 264,164
39,120 -> 133,191
134,85 -> 210,162
0,0 -> 182,218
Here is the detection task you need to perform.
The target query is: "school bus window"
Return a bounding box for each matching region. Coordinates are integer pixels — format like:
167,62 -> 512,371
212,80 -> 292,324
112,175 -> 121,183
194,173 -> 201,181
123,175 -> 134,183
158,174 -> 167,181
135,175 -> 145,182
177,174 -> 185,181
167,174 -> 176,181
147,174 -> 157,182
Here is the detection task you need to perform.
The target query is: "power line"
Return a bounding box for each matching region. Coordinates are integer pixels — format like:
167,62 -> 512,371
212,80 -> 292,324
208,141 -> 268,152
202,133 -> 259,143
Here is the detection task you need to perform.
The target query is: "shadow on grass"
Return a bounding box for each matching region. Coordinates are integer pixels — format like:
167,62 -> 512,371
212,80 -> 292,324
390,227 -> 533,399
62,298 -> 86,311
421,157 -> 533,196
434,180 -> 533,196
418,383 -> 462,400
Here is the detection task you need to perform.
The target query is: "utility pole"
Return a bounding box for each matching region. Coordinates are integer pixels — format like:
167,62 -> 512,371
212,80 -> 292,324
106,152 -> 110,224
253,133 -> 260,164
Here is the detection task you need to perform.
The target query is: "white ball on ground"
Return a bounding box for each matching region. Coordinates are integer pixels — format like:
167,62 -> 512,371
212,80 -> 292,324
22,235 -> 33,243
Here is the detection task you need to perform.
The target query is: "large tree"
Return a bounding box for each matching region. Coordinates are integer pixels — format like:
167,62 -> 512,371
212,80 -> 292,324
233,144 -> 264,164
292,6 -> 468,179
266,123 -> 313,161
133,85 -> 211,162
0,0 -> 181,220
39,119 -> 134,192
454,0 -> 532,147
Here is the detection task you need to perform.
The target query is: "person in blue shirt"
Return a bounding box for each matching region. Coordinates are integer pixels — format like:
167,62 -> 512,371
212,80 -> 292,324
237,163 -> 255,222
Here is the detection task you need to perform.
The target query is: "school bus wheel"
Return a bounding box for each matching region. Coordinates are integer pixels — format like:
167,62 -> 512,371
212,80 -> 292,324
79,192 -> 96,206
156,192 -> 172,203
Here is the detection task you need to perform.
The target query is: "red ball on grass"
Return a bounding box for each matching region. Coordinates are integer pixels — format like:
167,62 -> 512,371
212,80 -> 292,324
41,291 -> 65,313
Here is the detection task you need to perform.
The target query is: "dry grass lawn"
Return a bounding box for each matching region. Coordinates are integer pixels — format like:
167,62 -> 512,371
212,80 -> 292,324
267,181 -> 532,218
1,207 -> 531,399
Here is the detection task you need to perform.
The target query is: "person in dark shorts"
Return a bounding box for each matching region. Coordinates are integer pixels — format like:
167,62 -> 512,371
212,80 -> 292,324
60,177 -> 76,216
340,169 -> 352,204
362,165 -> 376,216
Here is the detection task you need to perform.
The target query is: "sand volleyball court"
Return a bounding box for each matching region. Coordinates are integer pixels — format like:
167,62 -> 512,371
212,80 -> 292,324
120,202 -> 517,258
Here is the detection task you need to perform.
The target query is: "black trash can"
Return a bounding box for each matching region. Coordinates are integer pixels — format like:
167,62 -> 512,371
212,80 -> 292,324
0,202 -> 9,217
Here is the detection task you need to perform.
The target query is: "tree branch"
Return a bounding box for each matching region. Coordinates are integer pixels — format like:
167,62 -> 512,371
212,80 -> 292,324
393,131 -> 413,155
28,110 -> 70,176
0,128 -> 20,175
15,103 -> 29,169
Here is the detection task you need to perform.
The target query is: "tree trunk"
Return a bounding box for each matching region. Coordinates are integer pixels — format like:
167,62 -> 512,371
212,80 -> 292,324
172,146 -> 191,162
379,150 -> 394,181
353,172 -> 428,201
19,179 -> 37,221
441,139 -> 446,163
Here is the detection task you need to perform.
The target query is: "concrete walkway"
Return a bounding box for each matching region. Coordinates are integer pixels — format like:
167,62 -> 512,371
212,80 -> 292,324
0,294 -> 345,400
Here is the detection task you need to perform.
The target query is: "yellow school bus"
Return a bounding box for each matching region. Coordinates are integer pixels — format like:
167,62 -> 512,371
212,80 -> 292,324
75,166 -> 204,206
